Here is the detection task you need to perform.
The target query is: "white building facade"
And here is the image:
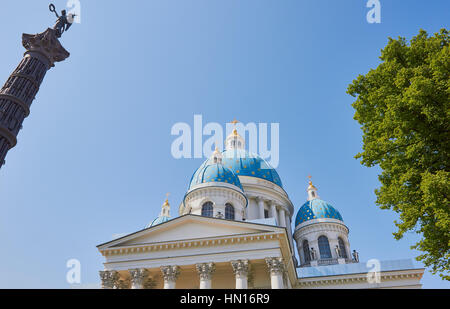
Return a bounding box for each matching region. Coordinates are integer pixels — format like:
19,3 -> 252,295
97,129 -> 424,289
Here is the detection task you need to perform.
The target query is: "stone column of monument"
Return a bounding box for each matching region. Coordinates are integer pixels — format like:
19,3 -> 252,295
0,28 -> 69,168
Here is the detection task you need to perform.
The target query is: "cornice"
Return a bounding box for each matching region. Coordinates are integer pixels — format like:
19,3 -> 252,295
296,269 -> 425,287
99,231 -> 285,257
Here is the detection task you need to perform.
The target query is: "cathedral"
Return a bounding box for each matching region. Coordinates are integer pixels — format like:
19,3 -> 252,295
97,128 -> 424,289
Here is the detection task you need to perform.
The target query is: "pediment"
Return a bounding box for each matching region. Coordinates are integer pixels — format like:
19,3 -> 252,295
97,215 -> 282,250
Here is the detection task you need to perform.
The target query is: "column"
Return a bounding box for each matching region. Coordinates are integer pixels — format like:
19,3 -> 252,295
265,257 -> 285,289
231,260 -> 250,289
270,201 -> 278,224
279,208 -> 287,227
99,270 -> 119,289
129,268 -> 149,289
161,265 -> 180,289
310,239 -> 319,266
256,197 -> 265,219
0,28 -> 69,169
196,262 -> 215,289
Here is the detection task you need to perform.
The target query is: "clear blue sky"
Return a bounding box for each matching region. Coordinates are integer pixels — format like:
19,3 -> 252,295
0,0 -> 448,288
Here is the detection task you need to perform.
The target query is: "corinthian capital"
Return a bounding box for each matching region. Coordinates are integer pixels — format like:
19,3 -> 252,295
161,265 -> 180,282
196,262 -> 216,280
129,268 -> 150,287
255,196 -> 265,203
99,270 -> 120,289
231,260 -> 250,278
265,257 -> 286,275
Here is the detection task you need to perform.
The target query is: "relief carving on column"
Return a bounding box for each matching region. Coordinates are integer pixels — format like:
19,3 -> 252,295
196,262 -> 216,280
99,270 -> 120,289
160,265 -> 180,282
265,257 -> 286,276
129,268 -> 150,288
231,260 -> 250,279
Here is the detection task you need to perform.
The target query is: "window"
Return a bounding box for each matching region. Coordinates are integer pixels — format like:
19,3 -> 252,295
264,209 -> 269,218
311,192 -> 315,197
303,240 -> 311,263
318,235 -> 332,259
201,202 -> 213,217
338,237 -> 348,258
225,203 -> 235,220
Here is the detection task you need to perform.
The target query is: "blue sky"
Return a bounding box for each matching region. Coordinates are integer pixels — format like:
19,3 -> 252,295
0,0 -> 448,288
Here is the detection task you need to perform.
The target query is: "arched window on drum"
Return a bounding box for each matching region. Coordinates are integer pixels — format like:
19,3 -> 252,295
201,202 -> 213,217
225,203 -> 235,220
318,235 -> 332,259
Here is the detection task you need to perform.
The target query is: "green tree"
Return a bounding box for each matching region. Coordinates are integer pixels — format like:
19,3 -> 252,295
347,29 -> 450,280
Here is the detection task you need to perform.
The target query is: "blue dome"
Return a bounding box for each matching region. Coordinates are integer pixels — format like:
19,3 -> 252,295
295,199 -> 343,226
221,149 -> 283,188
188,162 -> 243,191
146,215 -> 170,228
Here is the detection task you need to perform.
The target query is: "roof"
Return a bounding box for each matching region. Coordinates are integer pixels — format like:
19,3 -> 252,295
222,149 -> 283,188
295,198 -> 343,226
297,259 -> 421,278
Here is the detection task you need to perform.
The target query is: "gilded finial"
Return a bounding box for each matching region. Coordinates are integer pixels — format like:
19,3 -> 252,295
307,175 -> 317,190
164,193 -> 170,204
230,120 -> 239,135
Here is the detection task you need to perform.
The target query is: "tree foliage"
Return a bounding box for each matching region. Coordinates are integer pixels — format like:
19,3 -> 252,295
347,29 -> 450,280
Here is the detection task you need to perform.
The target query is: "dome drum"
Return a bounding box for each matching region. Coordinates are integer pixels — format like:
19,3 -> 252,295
182,186 -> 247,220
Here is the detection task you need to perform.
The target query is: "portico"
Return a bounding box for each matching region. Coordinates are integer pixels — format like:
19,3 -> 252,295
97,215 -> 297,289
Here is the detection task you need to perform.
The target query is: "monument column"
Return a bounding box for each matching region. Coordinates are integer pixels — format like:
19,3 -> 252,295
231,260 -> 250,289
161,265 -> 180,289
196,262 -> 215,289
0,27 -> 69,168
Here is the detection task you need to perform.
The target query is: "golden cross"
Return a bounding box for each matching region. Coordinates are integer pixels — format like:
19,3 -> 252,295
231,119 -> 239,126
308,175 -> 312,182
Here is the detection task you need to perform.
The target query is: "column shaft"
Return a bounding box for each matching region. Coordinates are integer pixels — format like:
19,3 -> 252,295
279,208 -> 286,227
270,273 -> 284,289
0,28 -> 69,169
257,197 -> 265,219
